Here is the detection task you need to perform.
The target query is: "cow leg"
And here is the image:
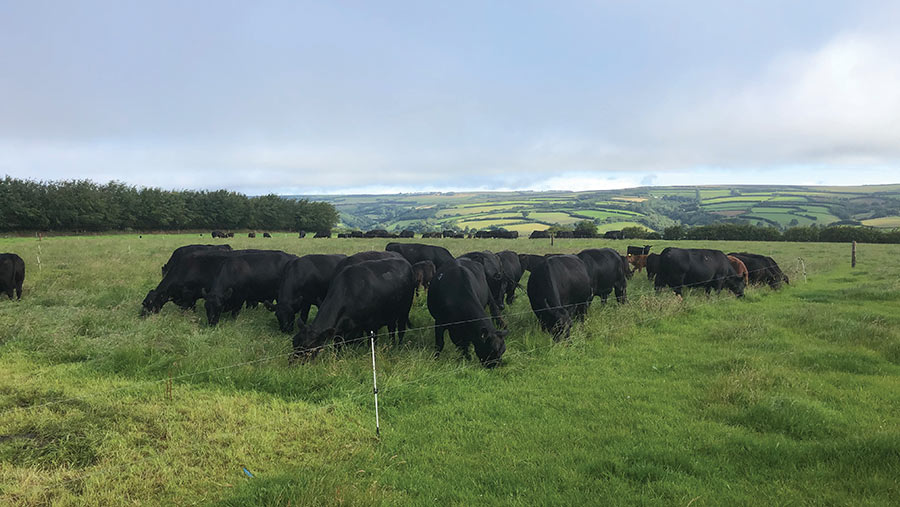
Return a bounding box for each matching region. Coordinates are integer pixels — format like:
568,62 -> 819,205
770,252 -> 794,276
397,316 -> 407,346
387,322 -> 397,345
4,289 -> 13,300
434,325 -> 446,357
299,301 -> 312,324
457,344 -> 472,361
615,285 -> 627,304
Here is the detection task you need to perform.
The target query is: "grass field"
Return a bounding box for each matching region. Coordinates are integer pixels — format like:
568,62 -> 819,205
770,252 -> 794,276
1,234 -> 899,505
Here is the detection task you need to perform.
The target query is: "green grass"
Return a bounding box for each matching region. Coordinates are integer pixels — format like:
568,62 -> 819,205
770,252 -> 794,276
1,235 -> 898,504
862,216 -> 900,228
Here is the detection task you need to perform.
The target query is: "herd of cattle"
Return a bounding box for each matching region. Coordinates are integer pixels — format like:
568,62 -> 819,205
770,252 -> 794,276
134,242 -> 789,368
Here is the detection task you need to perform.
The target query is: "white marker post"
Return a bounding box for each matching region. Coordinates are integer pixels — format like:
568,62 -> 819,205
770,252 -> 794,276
369,332 -> 381,437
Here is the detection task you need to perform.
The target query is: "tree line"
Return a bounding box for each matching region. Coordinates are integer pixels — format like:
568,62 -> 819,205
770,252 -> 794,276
0,177 -> 339,233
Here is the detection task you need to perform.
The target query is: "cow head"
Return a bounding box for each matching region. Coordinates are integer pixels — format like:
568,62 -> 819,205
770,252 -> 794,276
474,327 -> 508,368
289,325 -> 335,364
275,302 -> 298,333
140,289 -> 164,316
201,287 -> 233,326
725,274 -> 746,298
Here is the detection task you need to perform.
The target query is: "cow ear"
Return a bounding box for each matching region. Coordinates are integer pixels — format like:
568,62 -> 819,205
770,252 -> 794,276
200,288 -> 208,297
224,288 -> 233,299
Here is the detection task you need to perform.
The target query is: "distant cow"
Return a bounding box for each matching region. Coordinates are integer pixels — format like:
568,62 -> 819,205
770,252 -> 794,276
161,244 -> 232,276
263,232 -> 272,238
0,253 -> 25,300
385,242 -> 454,269
274,254 -> 347,333
211,230 -> 226,238
298,230 -> 306,238
497,250 -> 524,305
226,232 -> 235,238
428,258 -> 507,367
727,252 -> 789,289
313,231 -> 330,238
527,255 -> 592,341
727,255 -> 750,285
577,248 -> 628,304
655,247 -> 745,297
248,232 -> 256,238
421,232 -> 442,239
291,258 -> 416,362
399,229 -> 415,238
412,260 -> 436,295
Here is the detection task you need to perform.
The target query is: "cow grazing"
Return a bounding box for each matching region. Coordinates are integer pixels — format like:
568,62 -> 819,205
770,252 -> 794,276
0,253 -> 25,300
211,230 -> 226,238
577,248 -> 628,304
291,258 -> 416,362
248,232 -> 256,238
459,251 -> 507,310
727,252 -> 789,289
645,253 -> 661,281
655,247 -> 745,298
412,260 -> 436,296
727,255 -> 750,285
497,250 -> 524,305
226,232 -> 235,238
263,232 -> 272,238
274,254 -> 347,333
142,250 -> 235,315
527,255 -> 592,341
385,242 -> 454,269
428,258 -> 508,367
162,244 -> 232,276
201,250 -> 299,326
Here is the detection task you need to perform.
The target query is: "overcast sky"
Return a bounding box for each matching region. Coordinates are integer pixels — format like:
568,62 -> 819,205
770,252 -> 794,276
2,1 -> 899,195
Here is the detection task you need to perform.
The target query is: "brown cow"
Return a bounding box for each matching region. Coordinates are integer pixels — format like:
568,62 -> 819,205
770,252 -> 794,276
727,255 -> 749,285
626,254 -> 649,272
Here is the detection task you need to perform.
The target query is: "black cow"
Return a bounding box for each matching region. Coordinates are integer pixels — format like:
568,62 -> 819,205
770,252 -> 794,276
727,252 -> 789,289
248,232 -> 256,238
655,247 -> 745,297
142,250 -> 235,315
646,253 -> 661,281
577,248 -> 627,304
421,231 -> 442,239
428,258 -> 508,367
412,260 -> 436,296
298,230 -> 307,238
527,255 -> 592,341
518,253 -> 546,272
399,230 -> 415,238
211,230 -> 226,238
459,251 -> 507,310
226,232 -> 235,238
263,232 -> 272,238
274,254 -> 347,333
385,242 -> 454,269
291,258 -> 416,362
497,250 -> 523,305
334,250 -> 404,275
0,253 -> 25,300
201,250 -> 299,326
161,244 -> 232,276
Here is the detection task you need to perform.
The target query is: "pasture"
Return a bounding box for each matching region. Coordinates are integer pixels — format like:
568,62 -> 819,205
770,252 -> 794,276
1,234 -> 899,505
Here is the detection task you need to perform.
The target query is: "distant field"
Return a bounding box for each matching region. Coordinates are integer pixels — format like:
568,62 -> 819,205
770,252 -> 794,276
863,216 -> 900,228
1,235 -> 897,504
303,184 -> 900,232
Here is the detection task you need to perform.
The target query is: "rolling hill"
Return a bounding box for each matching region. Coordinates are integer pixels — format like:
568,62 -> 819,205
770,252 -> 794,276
290,184 -> 900,234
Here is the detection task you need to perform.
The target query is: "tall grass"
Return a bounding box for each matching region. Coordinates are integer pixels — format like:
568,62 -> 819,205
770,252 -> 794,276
1,234 -> 898,505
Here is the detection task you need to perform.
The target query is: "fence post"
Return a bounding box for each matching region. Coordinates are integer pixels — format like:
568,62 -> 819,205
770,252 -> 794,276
369,332 -> 381,437
550,232 -> 554,247
851,241 -> 857,268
